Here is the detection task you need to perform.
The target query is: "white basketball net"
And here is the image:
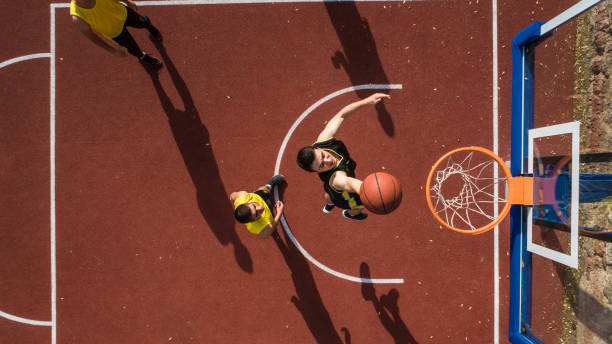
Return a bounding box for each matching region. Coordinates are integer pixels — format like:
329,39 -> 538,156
429,151 -> 508,230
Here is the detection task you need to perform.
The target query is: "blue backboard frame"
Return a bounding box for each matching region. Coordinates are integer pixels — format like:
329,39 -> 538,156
508,1 -> 605,342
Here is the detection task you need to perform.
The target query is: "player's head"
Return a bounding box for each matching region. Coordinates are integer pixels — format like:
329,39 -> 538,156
234,202 -> 264,223
297,146 -> 316,172
297,146 -> 337,173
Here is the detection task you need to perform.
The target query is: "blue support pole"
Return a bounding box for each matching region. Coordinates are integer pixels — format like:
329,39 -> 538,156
509,21 -> 544,344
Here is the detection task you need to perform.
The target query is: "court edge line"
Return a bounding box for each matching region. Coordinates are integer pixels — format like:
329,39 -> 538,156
0,53 -> 51,70
274,84 -> 404,284
50,0 -> 434,8
491,0 -> 499,342
51,4 -> 58,344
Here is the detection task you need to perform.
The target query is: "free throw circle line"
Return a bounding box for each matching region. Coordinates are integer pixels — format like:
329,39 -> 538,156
0,309 -> 52,326
274,84 -> 404,284
0,53 -> 51,70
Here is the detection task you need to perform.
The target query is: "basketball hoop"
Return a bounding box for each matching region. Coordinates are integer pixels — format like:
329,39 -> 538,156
425,146 -> 533,235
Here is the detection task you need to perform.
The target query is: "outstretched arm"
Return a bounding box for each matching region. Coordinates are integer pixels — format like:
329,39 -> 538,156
72,16 -> 126,56
330,172 -> 363,195
316,93 -> 390,142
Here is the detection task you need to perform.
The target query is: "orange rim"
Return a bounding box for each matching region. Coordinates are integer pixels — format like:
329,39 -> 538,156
425,146 -> 514,235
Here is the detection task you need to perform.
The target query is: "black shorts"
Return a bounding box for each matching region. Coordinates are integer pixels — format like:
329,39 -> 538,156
111,7 -> 148,57
328,190 -> 363,210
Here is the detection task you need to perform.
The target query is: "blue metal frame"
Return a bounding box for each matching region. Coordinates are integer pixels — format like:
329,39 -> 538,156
509,1 -> 608,342
509,21 -> 543,344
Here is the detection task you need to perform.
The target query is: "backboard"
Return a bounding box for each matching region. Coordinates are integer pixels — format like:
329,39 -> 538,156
509,0 -> 611,342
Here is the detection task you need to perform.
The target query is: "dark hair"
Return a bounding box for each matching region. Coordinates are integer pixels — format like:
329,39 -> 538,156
297,146 -> 315,172
234,204 -> 254,223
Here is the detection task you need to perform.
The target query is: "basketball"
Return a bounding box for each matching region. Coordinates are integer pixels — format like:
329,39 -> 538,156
359,172 -> 402,214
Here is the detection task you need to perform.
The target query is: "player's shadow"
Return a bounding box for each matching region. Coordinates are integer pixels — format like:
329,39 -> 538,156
142,42 -> 253,273
360,262 -> 418,344
575,287 -> 612,340
272,228 -> 350,344
325,1 -> 395,137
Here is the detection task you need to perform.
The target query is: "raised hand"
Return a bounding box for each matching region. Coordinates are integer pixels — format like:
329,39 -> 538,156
366,93 -> 391,105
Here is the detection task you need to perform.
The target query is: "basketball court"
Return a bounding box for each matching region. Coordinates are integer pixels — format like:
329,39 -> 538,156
1,0 -> 610,343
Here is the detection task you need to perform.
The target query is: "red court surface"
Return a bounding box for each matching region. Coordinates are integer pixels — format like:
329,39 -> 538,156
0,0 -> 577,343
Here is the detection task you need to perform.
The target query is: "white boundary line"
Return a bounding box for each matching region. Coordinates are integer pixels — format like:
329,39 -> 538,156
137,0 -> 430,4
50,4 -> 59,344
491,0 -> 499,341
51,0 -> 429,7
0,53 -> 51,70
274,84 -> 404,284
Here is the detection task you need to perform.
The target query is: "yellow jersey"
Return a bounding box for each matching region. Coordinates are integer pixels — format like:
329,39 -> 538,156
233,193 -> 273,235
70,0 -> 127,40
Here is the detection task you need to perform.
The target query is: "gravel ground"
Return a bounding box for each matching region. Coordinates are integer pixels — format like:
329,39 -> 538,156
561,2 -> 612,344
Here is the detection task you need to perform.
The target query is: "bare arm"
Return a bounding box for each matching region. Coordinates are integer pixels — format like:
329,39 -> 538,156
72,16 -> 126,56
258,201 -> 285,239
121,0 -> 138,10
316,93 -> 390,142
330,172 -> 363,195
229,191 -> 247,202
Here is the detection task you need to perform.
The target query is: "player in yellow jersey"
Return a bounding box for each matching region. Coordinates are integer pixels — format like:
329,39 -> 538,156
71,0 -> 163,68
230,175 -> 285,239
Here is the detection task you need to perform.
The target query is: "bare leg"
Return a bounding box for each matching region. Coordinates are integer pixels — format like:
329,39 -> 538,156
322,193 -> 336,214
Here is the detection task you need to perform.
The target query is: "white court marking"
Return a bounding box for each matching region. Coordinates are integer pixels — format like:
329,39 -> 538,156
0,310 -> 52,327
0,53 -> 51,70
274,84 -> 405,284
491,0 -> 500,341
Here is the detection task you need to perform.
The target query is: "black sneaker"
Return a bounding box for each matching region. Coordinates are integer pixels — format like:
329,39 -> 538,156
266,174 -> 285,188
342,210 -> 368,221
140,53 -> 162,68
322,203 -> 335,214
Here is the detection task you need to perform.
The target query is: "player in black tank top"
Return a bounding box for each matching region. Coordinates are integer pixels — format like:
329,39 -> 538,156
313,138 -> 363,211
296,93 -> 391,221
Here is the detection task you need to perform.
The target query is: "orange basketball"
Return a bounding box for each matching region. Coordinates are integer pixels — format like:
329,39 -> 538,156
359,172 -> 402,214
